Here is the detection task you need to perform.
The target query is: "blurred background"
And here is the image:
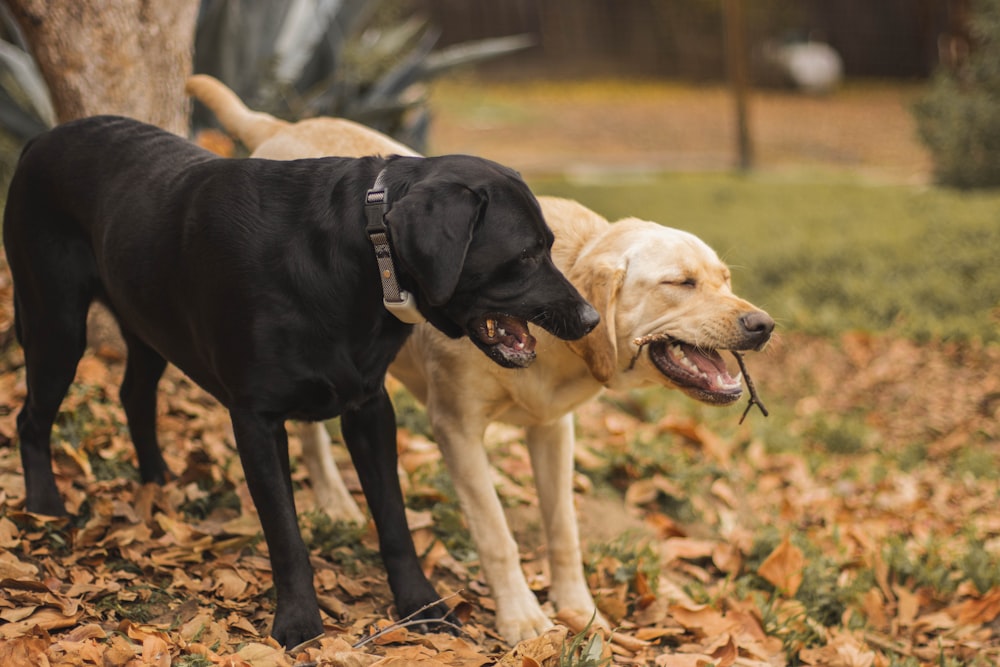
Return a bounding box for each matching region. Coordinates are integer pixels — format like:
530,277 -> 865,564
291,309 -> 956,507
1,3 -> 1000,663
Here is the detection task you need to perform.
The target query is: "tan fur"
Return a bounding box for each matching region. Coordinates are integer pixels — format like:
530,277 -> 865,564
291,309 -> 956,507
187,75 -> 770,644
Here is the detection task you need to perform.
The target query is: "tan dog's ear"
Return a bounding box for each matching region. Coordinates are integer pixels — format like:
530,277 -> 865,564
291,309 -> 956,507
566,261 -> 626,384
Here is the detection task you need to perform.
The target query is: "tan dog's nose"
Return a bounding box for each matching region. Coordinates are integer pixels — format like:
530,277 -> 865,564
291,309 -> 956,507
740,311 -> 774,349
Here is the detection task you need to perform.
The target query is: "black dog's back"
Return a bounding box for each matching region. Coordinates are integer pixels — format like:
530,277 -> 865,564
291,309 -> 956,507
5,116 -> 391,409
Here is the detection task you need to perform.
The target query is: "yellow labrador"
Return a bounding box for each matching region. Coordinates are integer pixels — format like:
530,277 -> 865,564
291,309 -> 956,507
187,75 -> 774,643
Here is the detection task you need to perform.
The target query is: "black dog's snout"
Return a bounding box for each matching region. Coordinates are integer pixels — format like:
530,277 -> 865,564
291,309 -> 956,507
577,302 -> 600,337
580,302 -> 600,331
739,310 -> 775,347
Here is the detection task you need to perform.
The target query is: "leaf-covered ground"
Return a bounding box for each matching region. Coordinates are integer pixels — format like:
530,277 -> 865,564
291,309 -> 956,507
2,307 -> 1000,666
2,80 -> 1000,666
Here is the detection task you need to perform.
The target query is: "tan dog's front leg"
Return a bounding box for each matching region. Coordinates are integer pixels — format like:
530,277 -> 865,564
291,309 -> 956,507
526,416 -> 609,631
296,421 -> 366,524
433,409 -> 554,643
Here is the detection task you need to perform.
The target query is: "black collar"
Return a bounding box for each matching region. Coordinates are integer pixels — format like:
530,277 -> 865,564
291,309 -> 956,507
365,167 -> 425,324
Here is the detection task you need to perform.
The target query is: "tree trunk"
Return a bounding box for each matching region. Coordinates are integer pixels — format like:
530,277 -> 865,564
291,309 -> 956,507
5,0 -> 200,136
4,0 -> 201,356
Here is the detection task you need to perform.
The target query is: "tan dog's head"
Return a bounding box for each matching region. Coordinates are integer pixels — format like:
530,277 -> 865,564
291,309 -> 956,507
565,216 -> 773,404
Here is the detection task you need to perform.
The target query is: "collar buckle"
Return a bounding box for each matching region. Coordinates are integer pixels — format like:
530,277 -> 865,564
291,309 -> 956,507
365,168 -> 425,324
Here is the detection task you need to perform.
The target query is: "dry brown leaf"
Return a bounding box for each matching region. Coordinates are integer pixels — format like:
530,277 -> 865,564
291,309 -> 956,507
661,537 -> 716,564
757,536 -> 805,596
949,586 -> 1000,625
0,633 -> 50,667
668,604 -> 739,637
799,630 -> 875,667
230,641 -> 293,667
708,635 -> 737,667
0,550 -> 38,579
0,607 -> 81,639
893,584 -> 920,627
0,516 -> 21,548
495,626 -> 568,667
140,634 -> 172,667
75,356 -> 110,386
654,652 -> 717,667
213,567 -> 250,599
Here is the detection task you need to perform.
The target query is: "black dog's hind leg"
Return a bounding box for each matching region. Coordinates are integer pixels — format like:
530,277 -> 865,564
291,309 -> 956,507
13,291 -> 90,517
229,408 -> 322,647
341,388 -> 454,628
119,331 -> 169,484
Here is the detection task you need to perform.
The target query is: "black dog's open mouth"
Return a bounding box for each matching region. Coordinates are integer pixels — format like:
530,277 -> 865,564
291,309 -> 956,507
647,339 -> 743,405
471,313 -> 537,368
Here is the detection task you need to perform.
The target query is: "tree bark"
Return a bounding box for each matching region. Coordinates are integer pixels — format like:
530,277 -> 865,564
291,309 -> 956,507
5,0 -> 200,135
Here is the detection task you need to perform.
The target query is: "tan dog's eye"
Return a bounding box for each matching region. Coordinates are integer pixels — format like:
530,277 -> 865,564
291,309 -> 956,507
662,277 -> 697,288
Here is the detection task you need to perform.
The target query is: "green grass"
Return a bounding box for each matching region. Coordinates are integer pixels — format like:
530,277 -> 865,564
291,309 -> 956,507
530,172 -> 1000,343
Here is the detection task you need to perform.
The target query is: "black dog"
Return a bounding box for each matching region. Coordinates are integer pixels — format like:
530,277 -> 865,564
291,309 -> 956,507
3,116 -> 599,647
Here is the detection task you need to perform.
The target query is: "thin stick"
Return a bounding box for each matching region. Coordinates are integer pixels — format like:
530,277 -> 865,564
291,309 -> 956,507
628,332 -> 669,370
352,591 -> 465,649
733,351 -> 768,423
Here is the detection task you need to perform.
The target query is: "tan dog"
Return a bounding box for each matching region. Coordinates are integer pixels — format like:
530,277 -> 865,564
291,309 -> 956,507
187,75 -> 774,643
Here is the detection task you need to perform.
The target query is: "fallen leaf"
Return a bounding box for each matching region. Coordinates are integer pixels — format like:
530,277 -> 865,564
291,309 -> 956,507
495,626 -> 568,667
0,607 -> 81,639
757,536 -> 804,596
0,633 -> 50,667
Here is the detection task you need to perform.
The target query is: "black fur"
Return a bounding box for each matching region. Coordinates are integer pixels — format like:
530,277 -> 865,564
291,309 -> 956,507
3,116 -> 598,647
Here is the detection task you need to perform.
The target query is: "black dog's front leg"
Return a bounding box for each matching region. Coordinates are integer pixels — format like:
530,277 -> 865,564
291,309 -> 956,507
229,408 -> 322,647
341,388 -> 453,626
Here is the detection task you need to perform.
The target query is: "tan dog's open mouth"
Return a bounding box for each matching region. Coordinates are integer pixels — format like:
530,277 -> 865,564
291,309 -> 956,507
473,313 -> 537,368
646,339 -> 743,405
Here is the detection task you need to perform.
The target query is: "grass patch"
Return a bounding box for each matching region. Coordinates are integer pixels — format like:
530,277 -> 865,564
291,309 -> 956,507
299,511 -> 380,572
531,172 -> 1000,343
585,531 -> 661,595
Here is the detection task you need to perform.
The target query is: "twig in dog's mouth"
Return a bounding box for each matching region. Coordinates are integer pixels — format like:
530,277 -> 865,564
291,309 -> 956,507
733,351 -> 768,424
627,332 -> 662,370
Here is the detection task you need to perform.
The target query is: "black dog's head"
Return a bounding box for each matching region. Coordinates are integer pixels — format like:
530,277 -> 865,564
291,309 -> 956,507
384,155 -> 599,368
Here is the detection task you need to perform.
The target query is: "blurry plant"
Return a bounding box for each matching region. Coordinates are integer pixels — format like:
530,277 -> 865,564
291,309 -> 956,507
913,0 -> 1000,188
193,0 -> 532,152
557,614 -> 612,667
0,0 -> 530,177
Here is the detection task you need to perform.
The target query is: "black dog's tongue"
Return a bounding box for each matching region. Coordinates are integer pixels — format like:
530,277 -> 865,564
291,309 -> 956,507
478,314 -> 536,353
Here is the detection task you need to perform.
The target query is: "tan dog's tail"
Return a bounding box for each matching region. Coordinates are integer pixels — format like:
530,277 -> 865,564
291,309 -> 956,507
186,74 -> 289,151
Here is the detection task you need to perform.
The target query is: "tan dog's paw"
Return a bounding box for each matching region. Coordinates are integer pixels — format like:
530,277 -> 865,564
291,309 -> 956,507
549,582 -> 610,633
495,595 -> 554,644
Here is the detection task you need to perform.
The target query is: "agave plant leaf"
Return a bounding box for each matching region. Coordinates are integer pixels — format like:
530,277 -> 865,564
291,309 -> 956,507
357,26 -> 440,108
420,34 -> 536,79
0,38 -> 54,128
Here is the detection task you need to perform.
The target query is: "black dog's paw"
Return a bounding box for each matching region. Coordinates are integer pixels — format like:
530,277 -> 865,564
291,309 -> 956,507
25,495 -> 69,518
270,609 -> 324,649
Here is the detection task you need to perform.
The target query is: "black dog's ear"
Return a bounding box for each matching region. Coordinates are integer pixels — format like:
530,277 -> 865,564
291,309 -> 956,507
385,183 -> 483,306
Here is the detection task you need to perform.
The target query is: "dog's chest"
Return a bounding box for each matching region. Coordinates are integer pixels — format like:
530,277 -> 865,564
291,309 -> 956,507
282,325 -> 411,420
493,362 -> 602,425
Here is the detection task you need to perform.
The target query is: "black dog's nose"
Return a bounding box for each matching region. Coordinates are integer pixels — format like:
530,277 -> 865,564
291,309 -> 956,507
740,310 -> 774,347
578,302 -> 600,335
